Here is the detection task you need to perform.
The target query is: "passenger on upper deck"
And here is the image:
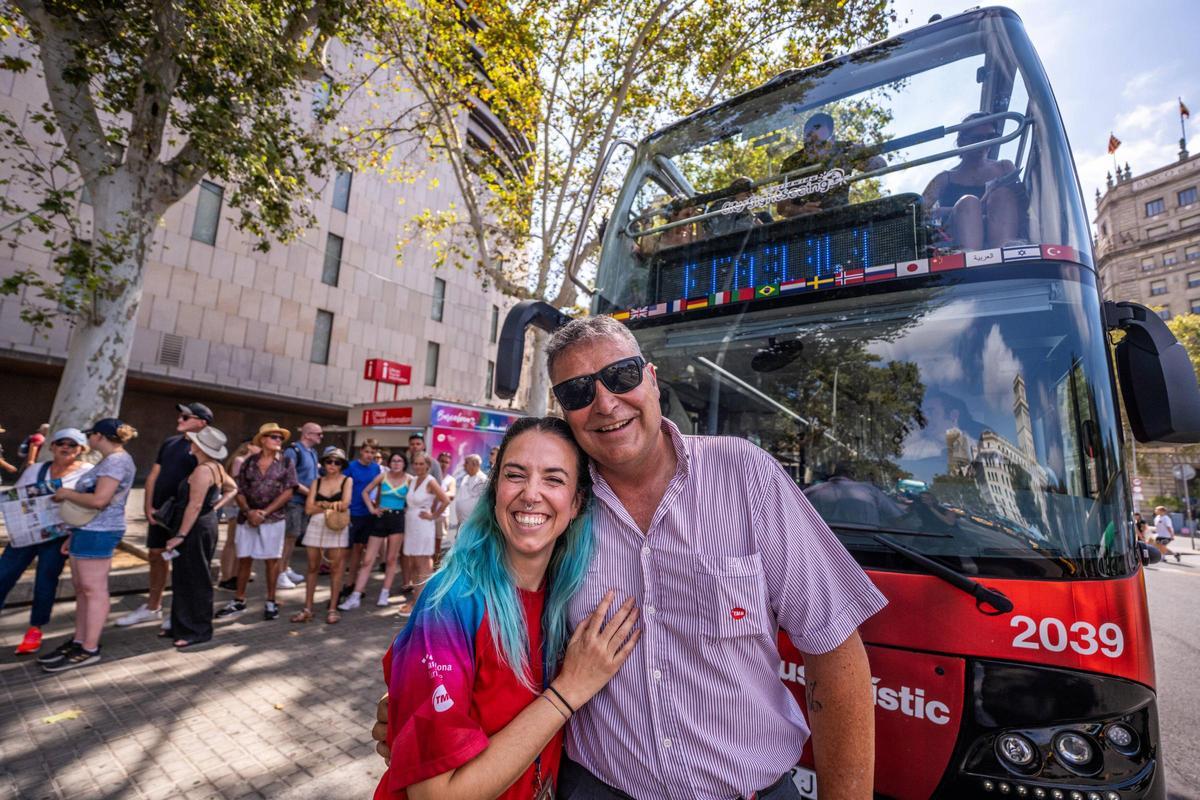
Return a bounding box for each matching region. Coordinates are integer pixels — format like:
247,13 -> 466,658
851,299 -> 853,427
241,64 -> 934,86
922,112 -> 1025,251
636,198 -> 704,255
776,112 -> 886,218
704,176 -> 774,237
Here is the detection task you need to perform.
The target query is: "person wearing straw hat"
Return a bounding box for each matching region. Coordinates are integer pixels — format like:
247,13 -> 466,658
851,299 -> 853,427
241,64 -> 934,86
217,423 -> 297,621
0,428 -> 93,655
161,427 -> 238,647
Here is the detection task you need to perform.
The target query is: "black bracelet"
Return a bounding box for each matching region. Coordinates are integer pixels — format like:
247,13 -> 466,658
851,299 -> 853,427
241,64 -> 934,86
547,686 -> 575,716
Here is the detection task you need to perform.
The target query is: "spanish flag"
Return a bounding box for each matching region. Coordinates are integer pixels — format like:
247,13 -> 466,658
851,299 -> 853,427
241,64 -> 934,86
1107,133 -> 1121,155
1182,98 -> 1191,120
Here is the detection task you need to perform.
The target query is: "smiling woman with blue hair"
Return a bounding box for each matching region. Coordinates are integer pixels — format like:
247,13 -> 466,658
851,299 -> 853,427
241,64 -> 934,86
375,416 -> 641,800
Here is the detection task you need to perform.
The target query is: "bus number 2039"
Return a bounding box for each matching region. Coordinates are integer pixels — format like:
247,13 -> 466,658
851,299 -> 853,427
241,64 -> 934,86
1010,615 -> 1125,658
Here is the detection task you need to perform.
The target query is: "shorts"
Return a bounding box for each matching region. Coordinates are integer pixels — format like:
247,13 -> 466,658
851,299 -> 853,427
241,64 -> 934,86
285,504 -> 309,544
303,514 -> 349,550
349,515 -> 376,546
146,523 -> 172,550
69,529 -> 124,559
375,510 -> 405,536
235,519 -> 286,560
1156,536 -> 1173,544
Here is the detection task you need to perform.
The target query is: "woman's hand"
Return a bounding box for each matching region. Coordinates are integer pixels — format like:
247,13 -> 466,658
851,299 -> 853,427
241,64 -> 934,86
552,591 -> 641,711
371,506 -> 383,518
419,510 -> 434,520
247,509 -> 266,526
59,535 -> 71,556
52,487 -> 71,503
165,536 -> 184,552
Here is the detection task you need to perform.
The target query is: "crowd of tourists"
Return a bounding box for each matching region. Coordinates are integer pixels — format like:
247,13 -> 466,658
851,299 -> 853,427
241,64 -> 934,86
0,403 -> 491,673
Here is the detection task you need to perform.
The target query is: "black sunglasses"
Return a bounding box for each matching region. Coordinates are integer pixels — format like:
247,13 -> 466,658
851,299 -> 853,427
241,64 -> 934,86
53,439 -> 81,448
552,356 -> 646,411
321,458 -> 344,465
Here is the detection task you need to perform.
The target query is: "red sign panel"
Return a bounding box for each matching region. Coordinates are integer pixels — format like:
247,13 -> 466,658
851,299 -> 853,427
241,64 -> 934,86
361,407 -> 414,426
363,359 -> 411,386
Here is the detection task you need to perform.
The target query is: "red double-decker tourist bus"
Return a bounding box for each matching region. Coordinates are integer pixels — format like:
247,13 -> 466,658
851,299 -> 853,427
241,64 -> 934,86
496,8 -> 1200,798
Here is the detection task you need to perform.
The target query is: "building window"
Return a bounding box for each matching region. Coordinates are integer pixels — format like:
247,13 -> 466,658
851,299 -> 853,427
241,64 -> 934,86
1164,251 -> 1179,266
1150,280 -> 1167,297
1156,306 -> 1171,320
1145,198 -> 1165,217
1184,216 -> 1200,229
432,277 -> 446,322
1100,222 -> 1108,237
332,170 -> 352,212
311,310 -> 333,365
191,180 -> 223,245
490,305 -> 499,344
1191,298 -> 1200,314
322,233 -> 343,287
1141,256 -> 1156,271
425,341 -> 440,386
485,360 -> 495,398
1180,187 -> 1198,207
1189,272 -> 1200,288
313,72 -> 333,118
1188,245 -> 1200,262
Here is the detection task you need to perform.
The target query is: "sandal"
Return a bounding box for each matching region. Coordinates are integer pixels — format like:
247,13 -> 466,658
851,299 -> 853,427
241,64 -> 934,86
290,608 -> 314,623
326,609 -> 341,625
396,601 -> 415,617
173,637 -> 210,649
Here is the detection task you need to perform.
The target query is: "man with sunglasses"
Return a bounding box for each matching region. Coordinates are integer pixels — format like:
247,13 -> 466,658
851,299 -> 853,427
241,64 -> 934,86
546,317 -> 886,800
117,401 -> 213,629
777,111 -> 887,219
372,316 -> 886,799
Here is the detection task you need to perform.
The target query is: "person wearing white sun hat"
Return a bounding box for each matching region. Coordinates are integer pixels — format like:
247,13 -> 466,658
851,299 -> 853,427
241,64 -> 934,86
162,427 -> 238,647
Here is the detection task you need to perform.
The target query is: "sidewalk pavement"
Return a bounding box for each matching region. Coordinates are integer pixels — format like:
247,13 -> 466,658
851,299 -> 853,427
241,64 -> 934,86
0,541 -> 396,800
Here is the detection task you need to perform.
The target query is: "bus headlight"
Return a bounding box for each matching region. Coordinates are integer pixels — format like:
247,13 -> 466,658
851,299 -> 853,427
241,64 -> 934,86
1053,732 -> 1099,773
996,733 -> 1038,768
1103,723 -> 1139,755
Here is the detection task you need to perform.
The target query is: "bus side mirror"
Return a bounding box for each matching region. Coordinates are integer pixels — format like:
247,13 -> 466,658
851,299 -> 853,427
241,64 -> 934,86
1138,541 -> 1162,566
1105,301 -> 1200,443
494,301 -> 573,400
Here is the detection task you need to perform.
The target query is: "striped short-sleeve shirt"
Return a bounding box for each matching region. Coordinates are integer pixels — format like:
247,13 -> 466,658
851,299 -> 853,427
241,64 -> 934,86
566,420 -> 887,800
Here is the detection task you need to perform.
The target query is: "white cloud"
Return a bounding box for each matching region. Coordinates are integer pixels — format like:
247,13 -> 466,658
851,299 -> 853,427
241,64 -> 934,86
1114,99 -> 1179,134
982,325 -> 1022,413
865,300 -> 975,386
1122,67 -> 1172,100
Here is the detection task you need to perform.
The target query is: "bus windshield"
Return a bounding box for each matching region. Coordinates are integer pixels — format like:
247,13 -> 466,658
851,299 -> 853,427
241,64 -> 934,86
633,267 -> 1134,580
594,8 -> 1093,315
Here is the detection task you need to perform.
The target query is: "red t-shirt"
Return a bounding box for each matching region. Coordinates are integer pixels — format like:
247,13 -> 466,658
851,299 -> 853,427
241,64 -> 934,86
375,574 -> 562,799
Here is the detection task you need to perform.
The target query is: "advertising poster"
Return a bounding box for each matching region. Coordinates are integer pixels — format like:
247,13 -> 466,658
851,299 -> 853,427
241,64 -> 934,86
431,428 -> 506,476
0,479 -> 68,548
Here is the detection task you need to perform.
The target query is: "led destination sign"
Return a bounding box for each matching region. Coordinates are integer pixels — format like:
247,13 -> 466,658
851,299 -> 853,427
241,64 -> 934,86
647,195 -> 925,306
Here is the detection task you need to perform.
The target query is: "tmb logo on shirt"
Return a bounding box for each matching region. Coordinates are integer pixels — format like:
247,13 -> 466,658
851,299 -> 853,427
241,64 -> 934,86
432,684 -> 454,713
730,607 -> 747,620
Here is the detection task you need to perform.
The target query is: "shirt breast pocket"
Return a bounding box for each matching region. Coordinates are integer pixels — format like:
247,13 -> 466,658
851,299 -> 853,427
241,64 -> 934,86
693,552 -> 771,640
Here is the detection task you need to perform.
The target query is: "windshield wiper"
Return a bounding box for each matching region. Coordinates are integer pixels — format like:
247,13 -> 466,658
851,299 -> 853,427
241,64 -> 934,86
873,534 -> 1014,615
830,522 -> 952,539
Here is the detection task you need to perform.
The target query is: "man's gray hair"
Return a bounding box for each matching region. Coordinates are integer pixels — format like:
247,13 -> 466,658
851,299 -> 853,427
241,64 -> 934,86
546,316 -> 642,378
464,454 -> 482,466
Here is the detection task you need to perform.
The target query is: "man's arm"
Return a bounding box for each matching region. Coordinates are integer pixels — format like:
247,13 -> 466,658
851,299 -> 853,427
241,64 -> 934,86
143,463 -> 162,521
804,631 -> 875,800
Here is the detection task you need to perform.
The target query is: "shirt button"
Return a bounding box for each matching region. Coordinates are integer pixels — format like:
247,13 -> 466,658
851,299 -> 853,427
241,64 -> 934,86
662,738 -> 672,748
641,545 -> 651,556
646,605 -> 656,616
653,669 -> 662,680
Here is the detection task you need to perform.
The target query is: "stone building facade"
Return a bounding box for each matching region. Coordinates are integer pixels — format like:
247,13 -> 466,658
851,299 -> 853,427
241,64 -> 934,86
0,40 -> 527,475
1094,149 -> 1200,504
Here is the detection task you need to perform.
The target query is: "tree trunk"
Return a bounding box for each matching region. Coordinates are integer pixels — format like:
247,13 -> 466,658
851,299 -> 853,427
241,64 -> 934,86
48,171 -> 157,433
526,328 -> 550,416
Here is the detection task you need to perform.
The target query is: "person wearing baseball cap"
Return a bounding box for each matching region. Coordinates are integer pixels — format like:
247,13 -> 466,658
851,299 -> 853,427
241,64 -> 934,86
41,418 -> 139,672
117,401 -> 214,631
0,428 -> 93,655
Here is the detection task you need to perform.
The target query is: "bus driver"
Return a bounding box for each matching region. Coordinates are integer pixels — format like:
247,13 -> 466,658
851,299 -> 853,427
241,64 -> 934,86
374,315 -> 887,800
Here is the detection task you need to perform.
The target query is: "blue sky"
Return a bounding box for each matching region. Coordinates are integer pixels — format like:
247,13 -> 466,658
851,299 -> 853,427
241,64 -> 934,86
891,1 -> 1200,219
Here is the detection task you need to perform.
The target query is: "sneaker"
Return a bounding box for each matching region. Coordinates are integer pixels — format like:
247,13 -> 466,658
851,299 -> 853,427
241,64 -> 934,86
161,616 -> 171,632
377,589 -> 390,607
264,601 -> 280,620
1175,553 -> 1182,562
37,639 -> 79,665
115,604 -> 163,627
217,578 -> 238,591
216,599 -> 246,619
285,568 -> 305,584
276,573 -> 297,590
42,644 -> 101,673
338,592 -> 361,611
15,627 -> 43,655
